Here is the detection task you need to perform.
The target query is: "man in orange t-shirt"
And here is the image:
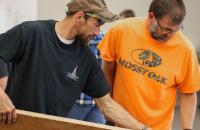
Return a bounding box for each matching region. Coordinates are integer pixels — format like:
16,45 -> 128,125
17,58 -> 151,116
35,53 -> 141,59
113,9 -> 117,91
98,0 -> 200,130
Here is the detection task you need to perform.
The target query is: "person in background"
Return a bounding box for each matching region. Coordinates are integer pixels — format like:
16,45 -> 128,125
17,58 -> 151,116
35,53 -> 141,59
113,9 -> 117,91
119,9 -> 135,19
0,0 -> 151,129
98,0 -> 200,130
67,32 -> 106,124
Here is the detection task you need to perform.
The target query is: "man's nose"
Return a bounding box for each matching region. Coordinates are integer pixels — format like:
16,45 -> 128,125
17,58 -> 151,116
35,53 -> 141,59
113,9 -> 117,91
94,26 -> 100,35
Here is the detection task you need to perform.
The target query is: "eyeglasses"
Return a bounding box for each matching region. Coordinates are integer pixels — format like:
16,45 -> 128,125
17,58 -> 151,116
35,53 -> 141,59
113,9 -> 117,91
156,19 -> 183,34
85,13 -> 105,26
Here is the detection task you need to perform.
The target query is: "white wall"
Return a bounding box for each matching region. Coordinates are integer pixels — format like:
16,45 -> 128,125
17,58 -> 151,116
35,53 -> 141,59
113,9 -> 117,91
182,1 -> 200,48
37,0 -> 200,48
0,0 -> 37,33
37,0 -> 67,21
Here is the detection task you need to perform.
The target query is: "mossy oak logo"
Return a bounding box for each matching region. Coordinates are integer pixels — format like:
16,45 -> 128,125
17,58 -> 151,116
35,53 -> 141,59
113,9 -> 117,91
118,49 -> 167,85
131,49 -> 162,67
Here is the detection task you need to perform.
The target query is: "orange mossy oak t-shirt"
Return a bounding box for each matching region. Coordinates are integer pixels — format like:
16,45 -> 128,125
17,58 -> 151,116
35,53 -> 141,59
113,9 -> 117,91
98,17 -> 200,130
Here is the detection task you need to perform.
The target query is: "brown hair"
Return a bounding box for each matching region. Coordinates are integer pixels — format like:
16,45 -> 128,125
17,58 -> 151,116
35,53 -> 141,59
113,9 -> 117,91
149,0 -> 186,25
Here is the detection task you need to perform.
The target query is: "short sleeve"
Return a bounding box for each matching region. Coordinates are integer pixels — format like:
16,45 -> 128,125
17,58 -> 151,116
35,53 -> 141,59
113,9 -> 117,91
0,24 -> 24,62
0,58 -> 8,78
83,53 -> 109,98
97,26 -> 120,62
179,47 -> 200,93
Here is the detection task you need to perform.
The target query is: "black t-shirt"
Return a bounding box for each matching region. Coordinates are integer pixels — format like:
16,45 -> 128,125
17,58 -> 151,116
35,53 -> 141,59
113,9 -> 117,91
0,20 -> 109,117
0,58 -> 8,78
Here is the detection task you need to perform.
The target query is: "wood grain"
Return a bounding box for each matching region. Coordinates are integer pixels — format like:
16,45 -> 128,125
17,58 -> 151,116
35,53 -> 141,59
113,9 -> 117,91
0,110 -> 130,130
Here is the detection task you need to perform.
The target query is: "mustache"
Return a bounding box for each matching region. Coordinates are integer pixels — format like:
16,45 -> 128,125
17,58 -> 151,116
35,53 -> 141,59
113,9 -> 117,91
151,32 -> 168,41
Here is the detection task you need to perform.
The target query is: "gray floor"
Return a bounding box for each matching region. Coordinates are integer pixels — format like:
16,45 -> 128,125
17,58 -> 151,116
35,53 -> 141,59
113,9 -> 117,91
172,106 -> 200,130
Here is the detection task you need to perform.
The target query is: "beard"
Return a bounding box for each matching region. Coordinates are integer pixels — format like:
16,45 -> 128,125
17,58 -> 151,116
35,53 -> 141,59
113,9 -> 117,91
149,23 -> 170,42
76,35 -> 88,45
76,33 -> 96,45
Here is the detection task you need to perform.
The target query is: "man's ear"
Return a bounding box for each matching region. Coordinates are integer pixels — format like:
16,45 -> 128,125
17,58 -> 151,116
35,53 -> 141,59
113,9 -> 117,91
147,12 -> 154,23
74,11 -> 85,24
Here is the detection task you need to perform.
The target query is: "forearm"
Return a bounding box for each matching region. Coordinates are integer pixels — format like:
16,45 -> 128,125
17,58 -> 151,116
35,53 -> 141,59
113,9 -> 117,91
104,99 -> 146,129
95,94 -> 148,130
179,92 -> 197,130
0,77 -> 8,90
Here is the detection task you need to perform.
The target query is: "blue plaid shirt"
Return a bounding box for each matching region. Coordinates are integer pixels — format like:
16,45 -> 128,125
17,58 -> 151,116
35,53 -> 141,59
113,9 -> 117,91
76,32 -> 105,105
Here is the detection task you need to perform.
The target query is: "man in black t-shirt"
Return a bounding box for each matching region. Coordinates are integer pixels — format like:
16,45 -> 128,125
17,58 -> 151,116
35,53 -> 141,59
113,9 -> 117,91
0,0 -> 148,129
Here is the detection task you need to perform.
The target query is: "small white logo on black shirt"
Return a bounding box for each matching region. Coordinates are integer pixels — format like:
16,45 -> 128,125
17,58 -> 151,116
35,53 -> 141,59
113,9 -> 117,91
66,65 -> 79,81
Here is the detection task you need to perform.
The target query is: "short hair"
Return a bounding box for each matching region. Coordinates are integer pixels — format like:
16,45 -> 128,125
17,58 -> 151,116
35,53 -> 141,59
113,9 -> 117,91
149,0 -> 186,25
119,9 -> 135,18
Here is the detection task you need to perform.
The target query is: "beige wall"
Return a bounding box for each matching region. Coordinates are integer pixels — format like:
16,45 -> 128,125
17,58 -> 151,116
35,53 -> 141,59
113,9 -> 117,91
37,0 -> 67,21
183,0 -> 200,48
37,0 -> 200,48
0,0 -> 37,33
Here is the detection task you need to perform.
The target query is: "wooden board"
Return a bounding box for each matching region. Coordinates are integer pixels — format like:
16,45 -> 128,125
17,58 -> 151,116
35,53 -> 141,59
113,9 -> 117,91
0,110 -> 130,130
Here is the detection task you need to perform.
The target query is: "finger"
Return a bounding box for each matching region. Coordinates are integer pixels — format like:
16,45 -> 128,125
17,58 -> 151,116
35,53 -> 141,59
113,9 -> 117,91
6,112 -> 12,125
11,109 -> 17,124
0,113 -> 2,122
2,113 -> 7,124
